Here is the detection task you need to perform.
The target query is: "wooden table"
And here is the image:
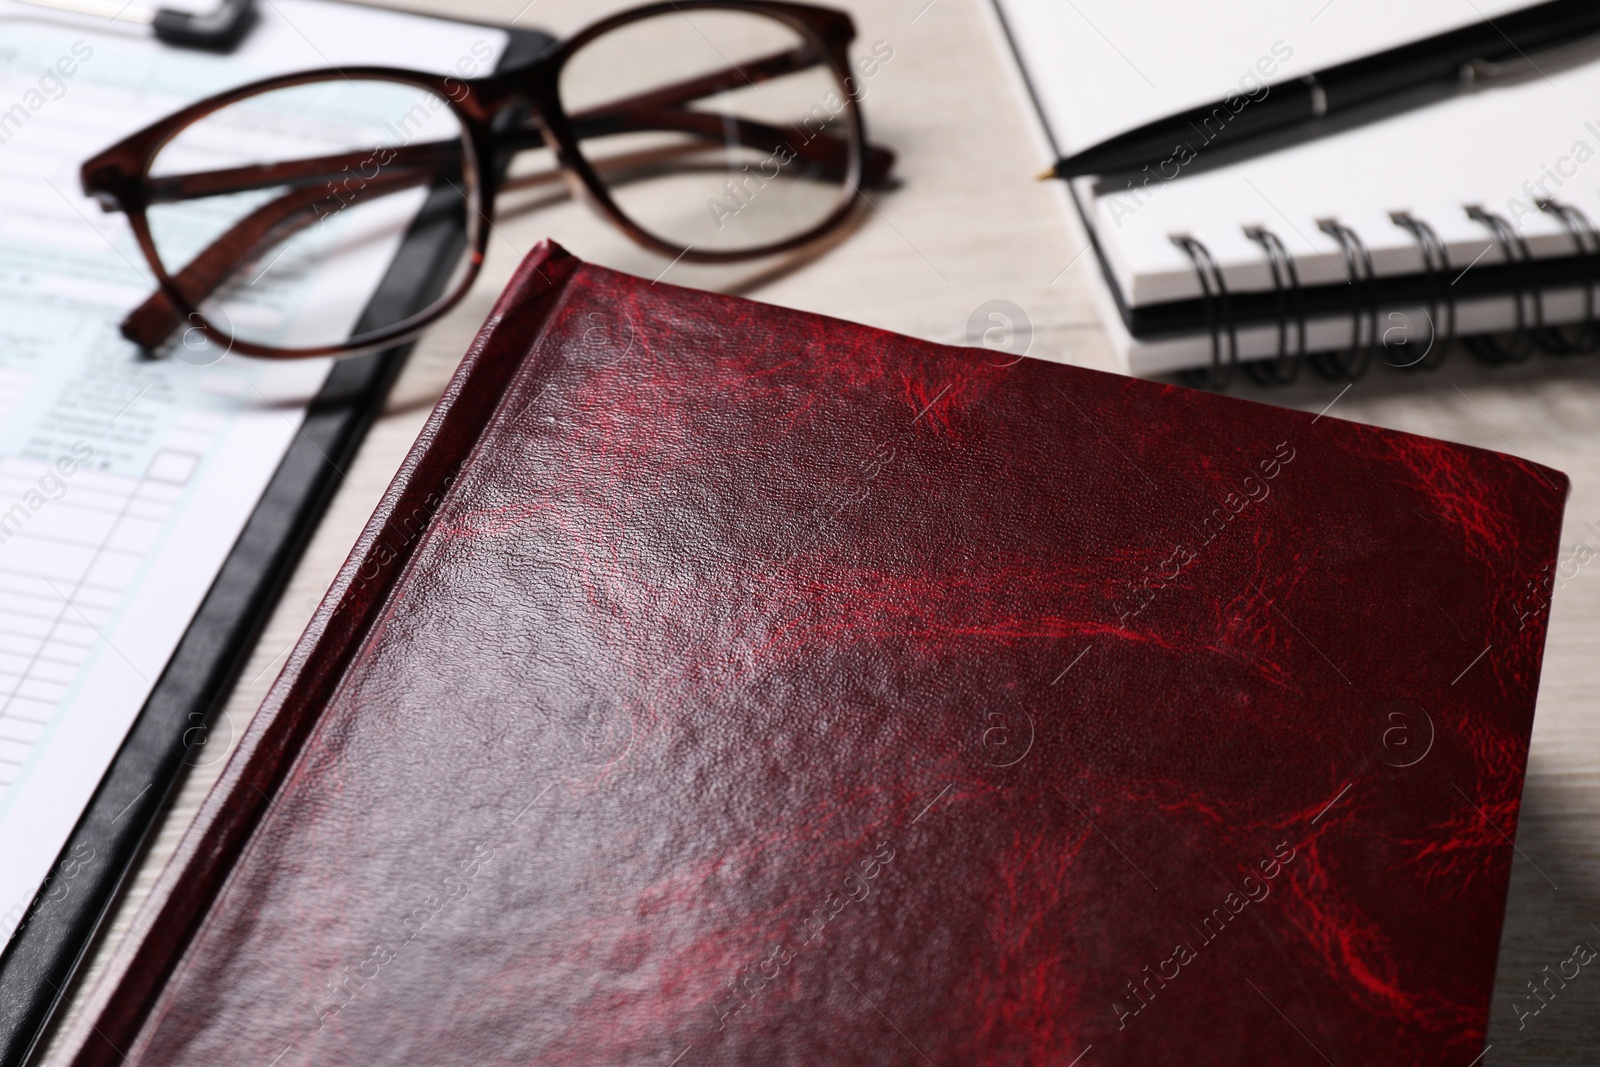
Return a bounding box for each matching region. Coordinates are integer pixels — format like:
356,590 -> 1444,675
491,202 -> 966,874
44,0 -> 1600,1061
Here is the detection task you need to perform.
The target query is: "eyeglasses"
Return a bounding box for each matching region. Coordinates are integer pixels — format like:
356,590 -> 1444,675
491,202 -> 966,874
79,1 -> 896,361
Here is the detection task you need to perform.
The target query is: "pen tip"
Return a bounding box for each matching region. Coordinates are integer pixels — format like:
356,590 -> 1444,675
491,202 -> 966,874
1035,165 -> 1060,181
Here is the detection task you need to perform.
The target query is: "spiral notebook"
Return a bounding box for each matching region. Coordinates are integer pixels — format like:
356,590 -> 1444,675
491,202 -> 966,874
989,0 -> 1600,379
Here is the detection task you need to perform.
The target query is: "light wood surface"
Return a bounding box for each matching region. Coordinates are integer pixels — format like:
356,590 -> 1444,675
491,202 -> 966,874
42,0 -> 1600,1062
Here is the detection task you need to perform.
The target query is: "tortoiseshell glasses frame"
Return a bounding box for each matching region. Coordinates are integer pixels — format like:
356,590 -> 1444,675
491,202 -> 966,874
79,0 -> 896,360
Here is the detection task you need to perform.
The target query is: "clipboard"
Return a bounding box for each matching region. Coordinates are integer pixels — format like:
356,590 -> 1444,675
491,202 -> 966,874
0,6 -> 555,1064
15,0 -> 259,51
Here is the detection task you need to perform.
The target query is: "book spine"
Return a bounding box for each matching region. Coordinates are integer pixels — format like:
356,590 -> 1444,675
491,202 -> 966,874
61,244 -> 583,1067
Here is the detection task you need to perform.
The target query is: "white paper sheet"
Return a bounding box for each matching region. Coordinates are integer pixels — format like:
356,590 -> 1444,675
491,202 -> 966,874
990,0 -> 1600,372
0,0 -> 507,947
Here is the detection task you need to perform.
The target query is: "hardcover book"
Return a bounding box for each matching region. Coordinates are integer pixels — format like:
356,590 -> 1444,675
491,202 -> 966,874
63,242 -> 1566,1066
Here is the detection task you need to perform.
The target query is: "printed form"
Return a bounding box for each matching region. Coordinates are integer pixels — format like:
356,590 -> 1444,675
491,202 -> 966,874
0,0 -> 507,944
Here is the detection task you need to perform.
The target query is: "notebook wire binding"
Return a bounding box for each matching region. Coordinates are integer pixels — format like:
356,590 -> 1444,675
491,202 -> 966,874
1390,211 -> 1454,372
1465,205 -> 1541,364
1171,200 -> 1600,387
1536,197 -> 1600,356
1316,218 -> 1379,382
1242,226 -> 1304,386
1170,234 -> 1238,390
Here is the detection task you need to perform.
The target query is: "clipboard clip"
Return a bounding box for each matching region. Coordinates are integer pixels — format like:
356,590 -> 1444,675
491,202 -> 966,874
13,0 -> 256,51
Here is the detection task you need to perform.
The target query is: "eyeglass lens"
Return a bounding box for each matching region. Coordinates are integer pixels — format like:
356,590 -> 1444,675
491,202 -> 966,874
559,9 -> 858,255
143,78 -> 475,355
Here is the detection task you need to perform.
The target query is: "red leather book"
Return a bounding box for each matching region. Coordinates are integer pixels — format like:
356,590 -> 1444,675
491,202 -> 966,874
64,242 -> 1566,1066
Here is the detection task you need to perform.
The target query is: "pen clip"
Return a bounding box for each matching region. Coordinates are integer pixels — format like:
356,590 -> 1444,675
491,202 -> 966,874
1461,32 -> 1600,84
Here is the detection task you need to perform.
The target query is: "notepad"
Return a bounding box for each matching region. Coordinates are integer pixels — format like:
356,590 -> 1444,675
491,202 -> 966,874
0,0 -> 508,950
989,0 -> 1600,373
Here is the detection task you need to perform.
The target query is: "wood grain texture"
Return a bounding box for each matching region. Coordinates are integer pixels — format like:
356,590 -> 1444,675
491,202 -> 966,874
38,0 -> 1600,1062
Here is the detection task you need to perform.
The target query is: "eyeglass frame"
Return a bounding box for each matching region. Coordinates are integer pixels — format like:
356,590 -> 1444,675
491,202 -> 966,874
79,0 -> 893,361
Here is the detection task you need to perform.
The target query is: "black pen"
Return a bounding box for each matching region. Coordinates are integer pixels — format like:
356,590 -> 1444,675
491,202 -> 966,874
1040,0 -> 1600,181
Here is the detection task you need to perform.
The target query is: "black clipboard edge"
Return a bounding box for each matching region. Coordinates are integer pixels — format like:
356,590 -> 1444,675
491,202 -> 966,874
0,20 -> 557,1066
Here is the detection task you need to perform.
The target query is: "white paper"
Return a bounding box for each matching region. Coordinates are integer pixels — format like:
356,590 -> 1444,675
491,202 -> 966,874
992,0 -> 1600,371
0,0 -> 507,947
997,0 -> 1529,153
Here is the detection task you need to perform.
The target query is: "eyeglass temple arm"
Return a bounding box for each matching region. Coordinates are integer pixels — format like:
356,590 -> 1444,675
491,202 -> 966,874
145,117 -> 888,213
142,45 -> 891,206
566,44 -> 818,124
141,139 -> 462,205
123,167 -> 436,352
561,44 -> 894,184
562,109 -> 892,187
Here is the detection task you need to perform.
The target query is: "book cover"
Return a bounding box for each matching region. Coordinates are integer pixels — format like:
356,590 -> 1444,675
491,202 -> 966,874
65,242 -> 1567,1066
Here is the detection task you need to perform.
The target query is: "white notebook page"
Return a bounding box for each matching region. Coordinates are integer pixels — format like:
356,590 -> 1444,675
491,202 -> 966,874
1001,1 -> 1535,152
0,0 -> 507,948
993,0 -> 1594,370
1091,54 -> 1600,307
